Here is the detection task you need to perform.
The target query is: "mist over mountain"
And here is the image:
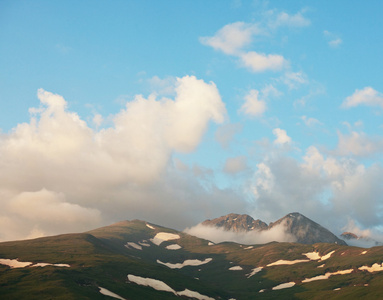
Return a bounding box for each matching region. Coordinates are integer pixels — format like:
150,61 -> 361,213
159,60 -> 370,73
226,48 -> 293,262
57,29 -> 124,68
191,212 -> 347,245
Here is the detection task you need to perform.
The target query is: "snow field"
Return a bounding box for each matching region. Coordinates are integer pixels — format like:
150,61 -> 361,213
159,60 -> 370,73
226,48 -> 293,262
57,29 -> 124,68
0,258 -> 70,269
157,258 -> 212,269
127,274 -> 214,299
98,286 -> 126,300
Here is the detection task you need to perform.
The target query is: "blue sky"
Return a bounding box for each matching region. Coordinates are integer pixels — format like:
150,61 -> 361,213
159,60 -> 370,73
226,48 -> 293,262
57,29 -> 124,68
1,0 -> 383,242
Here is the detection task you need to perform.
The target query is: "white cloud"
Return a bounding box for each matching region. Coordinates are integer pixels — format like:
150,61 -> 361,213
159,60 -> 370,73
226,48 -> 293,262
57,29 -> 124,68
239,89 -> 266,117
200,22 -> 260,55
240,51 -> 287,72
342,87 -> 383,108
184,221 -> 296,245
8,189 -> 101,233
0,76 -> 231,241
92,114 -> 103,127
272,128 -> 291,145
223,156 -> 247,174
271,11 -> 311,28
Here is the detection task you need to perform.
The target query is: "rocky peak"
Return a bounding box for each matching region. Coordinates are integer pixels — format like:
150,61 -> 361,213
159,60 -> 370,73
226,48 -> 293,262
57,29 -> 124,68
341,232 -> 359,240
269,212 -> 347,245
202,213 -> 268,232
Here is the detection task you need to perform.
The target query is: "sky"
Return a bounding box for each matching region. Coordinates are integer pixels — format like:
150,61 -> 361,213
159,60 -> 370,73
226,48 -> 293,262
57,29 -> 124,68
1,0 -> 383,242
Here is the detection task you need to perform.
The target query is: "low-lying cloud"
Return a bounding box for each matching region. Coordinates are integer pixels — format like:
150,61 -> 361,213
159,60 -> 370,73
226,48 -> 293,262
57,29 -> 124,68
184,223 -> 296,245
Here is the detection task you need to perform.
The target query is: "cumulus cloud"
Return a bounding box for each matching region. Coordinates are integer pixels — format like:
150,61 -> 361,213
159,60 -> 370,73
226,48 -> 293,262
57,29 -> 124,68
240,51 -> 287,72
184,222 -> 296,245
200,14 -> 293,73
272,128 -> 291,145
342,87 -> 383,108
200,22 -> 260,55
250,145 -> 383,232
0,75 -> 232,241
239,89 -> 266,117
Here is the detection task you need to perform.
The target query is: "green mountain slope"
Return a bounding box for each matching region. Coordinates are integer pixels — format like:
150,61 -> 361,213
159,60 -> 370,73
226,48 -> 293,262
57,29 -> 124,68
1,220 -> 383,299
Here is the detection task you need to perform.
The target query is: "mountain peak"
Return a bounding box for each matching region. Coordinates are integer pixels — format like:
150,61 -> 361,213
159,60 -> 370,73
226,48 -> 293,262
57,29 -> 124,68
202,213 -> 268,232
201,212 -> 347,245
269,212 -> 347,245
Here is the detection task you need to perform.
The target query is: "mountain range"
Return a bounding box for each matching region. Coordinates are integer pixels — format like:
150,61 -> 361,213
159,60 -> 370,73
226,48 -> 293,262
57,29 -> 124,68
0,212 -> 383,299
202,212 -> 347,245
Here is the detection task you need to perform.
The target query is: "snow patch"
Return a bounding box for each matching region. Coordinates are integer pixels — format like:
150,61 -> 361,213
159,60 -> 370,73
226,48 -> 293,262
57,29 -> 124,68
359,263 -> 383,272
208,242 -> 214,246
272,282 -> 295,290
244,246 -> 253,250
334,288 -> 341,291
138,241 -> 151,247
361,251 -> 367,255
267,259 -> 309,266
33,263 -> 70,267
0,258 -> 32,268
320,250 -> 335,261
302,269 -> 353,283
125,242 -> 142,250
177,289 -> 215,300
98,286 -> 126,300
229,266 -> 243,271
303,250 -> 335,261
0,258 -> 70,269
259,289 -> 265,293
246,267 -> 263,278
166,244 -> 182,250
127,274 -> 214,299
157,258 -> 212,269
146,223 -> 155,230
151,232 -> 180,246
127,274 -> 177,294
317,264 -> 325,268
303,252 -> 321,260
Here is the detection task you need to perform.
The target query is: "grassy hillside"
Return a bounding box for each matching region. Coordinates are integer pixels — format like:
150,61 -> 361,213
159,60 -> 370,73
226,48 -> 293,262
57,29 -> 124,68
0,220 -> 383,299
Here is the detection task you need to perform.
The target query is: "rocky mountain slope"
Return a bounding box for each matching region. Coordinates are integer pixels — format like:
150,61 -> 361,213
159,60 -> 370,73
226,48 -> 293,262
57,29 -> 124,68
202,212 -> 347,245
202,213 -> 268,232
0,218 -> 382,299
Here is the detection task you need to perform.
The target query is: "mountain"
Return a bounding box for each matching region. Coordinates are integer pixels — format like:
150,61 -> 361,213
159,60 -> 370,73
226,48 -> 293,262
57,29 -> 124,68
341,232 -> 359,240
202,213 -> 268,232
1,218 -> 383,299
201,212 -> 347,245
269,212 -> 347,245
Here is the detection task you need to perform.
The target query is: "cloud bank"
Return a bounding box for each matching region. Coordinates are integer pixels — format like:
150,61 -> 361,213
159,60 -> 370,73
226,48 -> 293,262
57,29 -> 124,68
184,222 -> 296,245
0,76 -> 237,241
